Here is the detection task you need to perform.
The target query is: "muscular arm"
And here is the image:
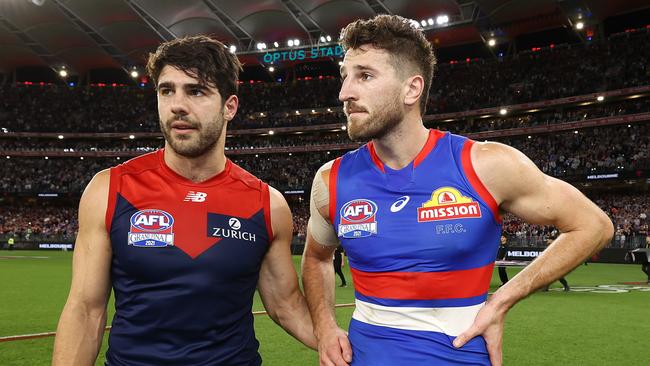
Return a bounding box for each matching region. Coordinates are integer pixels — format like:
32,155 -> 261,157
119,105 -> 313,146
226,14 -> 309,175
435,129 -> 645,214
52,170 -> 113,366
475,142 -> 613,305
452,142 -> 614,365
257,186 -> 317,350
301,161 -> 352,366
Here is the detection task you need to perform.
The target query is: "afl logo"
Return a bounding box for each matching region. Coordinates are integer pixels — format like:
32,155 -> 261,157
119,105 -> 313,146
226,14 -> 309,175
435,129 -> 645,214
338,199 -> 378,239
130,209 -> 174,231
340,199 -> 378,223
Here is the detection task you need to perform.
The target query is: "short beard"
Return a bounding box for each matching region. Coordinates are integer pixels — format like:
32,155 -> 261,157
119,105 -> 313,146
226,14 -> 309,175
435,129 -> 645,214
160,115 -> 224,158
347,99 -> 404,142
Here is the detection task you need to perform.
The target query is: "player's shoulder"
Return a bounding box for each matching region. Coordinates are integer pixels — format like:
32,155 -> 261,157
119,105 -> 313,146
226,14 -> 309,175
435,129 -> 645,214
470,140 -> 546,204
316,159 -> 336,175
228,160 -> 266,191
111,150 -> 161,177
268,185 -> 290,212
312,158 -> 339,190
79,168 -> 111,212
471,140 -> 525,171
85,168 -> 111,193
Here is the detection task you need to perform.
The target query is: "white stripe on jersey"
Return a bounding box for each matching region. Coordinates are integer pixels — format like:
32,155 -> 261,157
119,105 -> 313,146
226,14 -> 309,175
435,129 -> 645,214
352,299 -> 485,336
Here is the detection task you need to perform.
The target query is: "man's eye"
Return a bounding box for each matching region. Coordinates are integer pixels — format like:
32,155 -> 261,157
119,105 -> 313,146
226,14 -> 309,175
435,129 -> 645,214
189,89 -> 204,96
159,89 -> 172,96
361,73 -> 372,81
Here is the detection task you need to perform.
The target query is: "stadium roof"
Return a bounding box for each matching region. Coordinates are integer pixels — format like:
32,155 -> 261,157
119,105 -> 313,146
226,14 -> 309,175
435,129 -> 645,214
0,0 -> 648,74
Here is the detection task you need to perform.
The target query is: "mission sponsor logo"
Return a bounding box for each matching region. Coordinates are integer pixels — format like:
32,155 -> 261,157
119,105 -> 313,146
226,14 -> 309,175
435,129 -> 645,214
338,199 -> 378,238
417,187 -> 481,222
128,209 -> 174,247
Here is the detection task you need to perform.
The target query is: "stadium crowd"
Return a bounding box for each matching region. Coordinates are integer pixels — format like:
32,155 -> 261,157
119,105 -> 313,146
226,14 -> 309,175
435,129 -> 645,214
1,122 -> 647,193
0,205 -> 78,241
428,29 -> 650,113
1,27 -> 648,250
0,28 -> 648,134
2,96 -> 649,153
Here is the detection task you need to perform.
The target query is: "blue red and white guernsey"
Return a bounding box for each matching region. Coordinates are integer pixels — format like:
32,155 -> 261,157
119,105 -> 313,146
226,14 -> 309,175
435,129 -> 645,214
104,149 -> 273,366
330,129 -> 502,366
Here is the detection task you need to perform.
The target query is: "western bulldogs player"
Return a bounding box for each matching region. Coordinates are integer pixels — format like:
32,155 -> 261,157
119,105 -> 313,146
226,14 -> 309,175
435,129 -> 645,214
302,15 -> 613,366
53,36 -> 316,365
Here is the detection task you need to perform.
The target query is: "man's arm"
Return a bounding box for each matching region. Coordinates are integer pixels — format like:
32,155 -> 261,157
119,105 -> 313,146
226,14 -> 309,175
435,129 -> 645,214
257,186 -> 317,350
452,142 -> 614,365
52,170 -> 113,365
301,161 -> 352,366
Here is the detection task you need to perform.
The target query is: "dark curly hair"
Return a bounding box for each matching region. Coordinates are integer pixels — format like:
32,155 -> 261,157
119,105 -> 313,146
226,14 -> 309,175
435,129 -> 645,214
340,15 -> 436,116
146,35 -> 242,102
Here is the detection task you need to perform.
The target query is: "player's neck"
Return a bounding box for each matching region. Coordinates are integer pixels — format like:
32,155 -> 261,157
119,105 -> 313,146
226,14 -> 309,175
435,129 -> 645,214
163,141 -> 227,183
371,115 -> 429,170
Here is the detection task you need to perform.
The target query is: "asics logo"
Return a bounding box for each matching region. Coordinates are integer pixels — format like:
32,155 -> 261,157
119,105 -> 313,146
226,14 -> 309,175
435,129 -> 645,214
390,196 -> 410,212
183,191 -> 207,202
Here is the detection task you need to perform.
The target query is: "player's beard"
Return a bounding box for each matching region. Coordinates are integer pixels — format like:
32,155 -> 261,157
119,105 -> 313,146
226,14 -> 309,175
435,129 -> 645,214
160,114 -> 224,158
346,96 -> 404,142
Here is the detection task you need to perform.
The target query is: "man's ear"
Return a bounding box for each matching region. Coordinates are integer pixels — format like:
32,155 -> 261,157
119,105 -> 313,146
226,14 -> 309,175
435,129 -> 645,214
223,95 -> 238,121
403,75 -> 424,109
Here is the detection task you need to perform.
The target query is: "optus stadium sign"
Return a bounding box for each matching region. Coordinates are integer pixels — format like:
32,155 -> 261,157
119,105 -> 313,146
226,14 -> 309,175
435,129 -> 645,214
261,45 -> 344,64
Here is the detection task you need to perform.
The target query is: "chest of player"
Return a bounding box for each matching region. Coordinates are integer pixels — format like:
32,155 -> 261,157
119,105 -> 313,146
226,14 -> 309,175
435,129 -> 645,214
108,178 -> 270,283
335,186 -> 496,271
332,142 -> 500,272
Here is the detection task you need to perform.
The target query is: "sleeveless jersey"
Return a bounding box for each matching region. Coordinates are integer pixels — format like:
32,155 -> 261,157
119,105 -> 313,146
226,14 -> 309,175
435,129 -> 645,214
330,130 -> 502,365
105,149 -> 273,366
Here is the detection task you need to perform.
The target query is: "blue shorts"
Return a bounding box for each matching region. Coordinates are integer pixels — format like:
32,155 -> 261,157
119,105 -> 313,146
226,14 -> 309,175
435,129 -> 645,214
348,319 -> 490,366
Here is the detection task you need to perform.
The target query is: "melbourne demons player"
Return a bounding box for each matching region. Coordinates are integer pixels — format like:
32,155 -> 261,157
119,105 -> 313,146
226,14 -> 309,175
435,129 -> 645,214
52,36 -> 316,365
301,15 -> 613,366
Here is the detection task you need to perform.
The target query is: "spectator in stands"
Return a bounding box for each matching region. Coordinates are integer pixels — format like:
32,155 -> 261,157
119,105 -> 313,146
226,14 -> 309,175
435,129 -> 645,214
497,235 -> 509,286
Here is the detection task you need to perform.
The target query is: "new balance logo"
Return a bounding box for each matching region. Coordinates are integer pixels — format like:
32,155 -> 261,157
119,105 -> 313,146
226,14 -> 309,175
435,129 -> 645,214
184,191 -> 207,202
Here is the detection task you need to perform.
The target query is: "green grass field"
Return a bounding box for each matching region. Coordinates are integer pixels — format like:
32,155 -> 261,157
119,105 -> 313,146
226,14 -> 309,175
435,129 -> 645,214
1,251 -> 649,365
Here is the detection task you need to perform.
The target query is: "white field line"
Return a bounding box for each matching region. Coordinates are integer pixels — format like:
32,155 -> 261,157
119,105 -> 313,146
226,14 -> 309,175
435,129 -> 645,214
0,303 -> 357,343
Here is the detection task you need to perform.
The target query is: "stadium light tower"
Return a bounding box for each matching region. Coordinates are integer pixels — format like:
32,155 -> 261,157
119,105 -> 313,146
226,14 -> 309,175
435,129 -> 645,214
575,21 -> 584,30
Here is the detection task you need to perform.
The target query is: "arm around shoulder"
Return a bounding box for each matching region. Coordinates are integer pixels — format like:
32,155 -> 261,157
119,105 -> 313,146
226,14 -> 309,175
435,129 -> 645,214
52,169 -> 113,365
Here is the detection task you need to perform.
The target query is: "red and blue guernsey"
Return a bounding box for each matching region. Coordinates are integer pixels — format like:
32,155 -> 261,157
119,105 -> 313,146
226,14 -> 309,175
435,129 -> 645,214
330,129 -> 502,365
104,149 -> 273,366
